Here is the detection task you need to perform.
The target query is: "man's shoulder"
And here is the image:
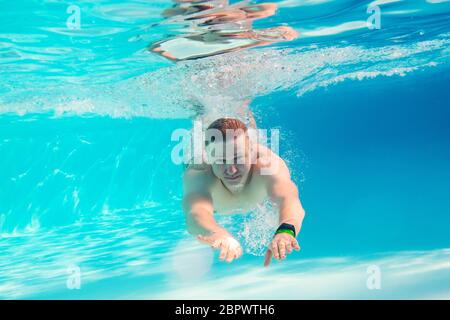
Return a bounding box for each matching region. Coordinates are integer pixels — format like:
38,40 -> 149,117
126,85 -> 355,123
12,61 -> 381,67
253,144 -> 289,179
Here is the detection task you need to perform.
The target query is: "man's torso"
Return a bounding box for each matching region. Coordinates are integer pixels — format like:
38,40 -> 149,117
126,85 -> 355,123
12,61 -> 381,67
209,165 -> 268,214
186,144 -> 278,214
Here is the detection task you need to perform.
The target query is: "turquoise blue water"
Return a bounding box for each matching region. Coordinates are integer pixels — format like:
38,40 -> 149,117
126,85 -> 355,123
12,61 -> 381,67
1,0 -> 450,299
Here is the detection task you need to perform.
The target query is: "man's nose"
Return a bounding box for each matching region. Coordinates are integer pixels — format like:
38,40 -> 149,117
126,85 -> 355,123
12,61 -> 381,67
225,164 -> 238,176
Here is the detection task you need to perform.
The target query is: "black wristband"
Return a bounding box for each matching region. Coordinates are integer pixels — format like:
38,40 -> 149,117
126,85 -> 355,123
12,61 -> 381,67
276,223 -> 296,237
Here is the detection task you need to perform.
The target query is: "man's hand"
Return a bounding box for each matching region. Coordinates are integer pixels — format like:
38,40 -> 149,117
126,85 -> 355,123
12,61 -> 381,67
264,233 -> 300,267
197,230 -> 243,263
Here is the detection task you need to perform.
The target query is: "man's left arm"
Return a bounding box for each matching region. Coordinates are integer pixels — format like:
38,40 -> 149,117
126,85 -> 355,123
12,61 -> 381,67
263,159 -> 305,266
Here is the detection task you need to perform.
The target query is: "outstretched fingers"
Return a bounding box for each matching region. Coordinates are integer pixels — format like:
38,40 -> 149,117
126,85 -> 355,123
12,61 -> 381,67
285,241 -> 293,254
271,241 -> 280,260
219,242 -> 230,261
226,245 -> 236,262
279,241 -> 288,259
264,249 -> 273,267
292,238 -> 301,251
264,236 -> 301,266
198,234 -> 243,263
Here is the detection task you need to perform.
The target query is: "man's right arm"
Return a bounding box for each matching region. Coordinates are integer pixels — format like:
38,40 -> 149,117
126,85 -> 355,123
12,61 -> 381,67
182,167 -> 223,236
182,167 -> 243,262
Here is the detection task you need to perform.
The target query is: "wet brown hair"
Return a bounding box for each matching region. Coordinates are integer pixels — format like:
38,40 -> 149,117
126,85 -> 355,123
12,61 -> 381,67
205,118 -> 248,146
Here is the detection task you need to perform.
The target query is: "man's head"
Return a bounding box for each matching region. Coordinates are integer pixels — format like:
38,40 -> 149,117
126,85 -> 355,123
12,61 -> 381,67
205,118 -> 255,190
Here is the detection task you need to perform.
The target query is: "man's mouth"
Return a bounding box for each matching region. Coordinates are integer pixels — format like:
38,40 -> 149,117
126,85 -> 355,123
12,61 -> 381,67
225,174 -> 241,182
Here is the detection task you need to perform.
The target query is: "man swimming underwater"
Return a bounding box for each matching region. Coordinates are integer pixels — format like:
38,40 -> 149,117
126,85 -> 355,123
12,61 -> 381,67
182,118 -> 305,266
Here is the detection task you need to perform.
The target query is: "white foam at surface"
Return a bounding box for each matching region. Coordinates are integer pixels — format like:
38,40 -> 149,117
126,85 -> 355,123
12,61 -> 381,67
301,21 -> 368,37
1,33 -> 449,119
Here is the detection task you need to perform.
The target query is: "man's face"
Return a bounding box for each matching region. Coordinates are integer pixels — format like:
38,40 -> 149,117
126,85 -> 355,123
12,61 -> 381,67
207,133 -> 253,189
